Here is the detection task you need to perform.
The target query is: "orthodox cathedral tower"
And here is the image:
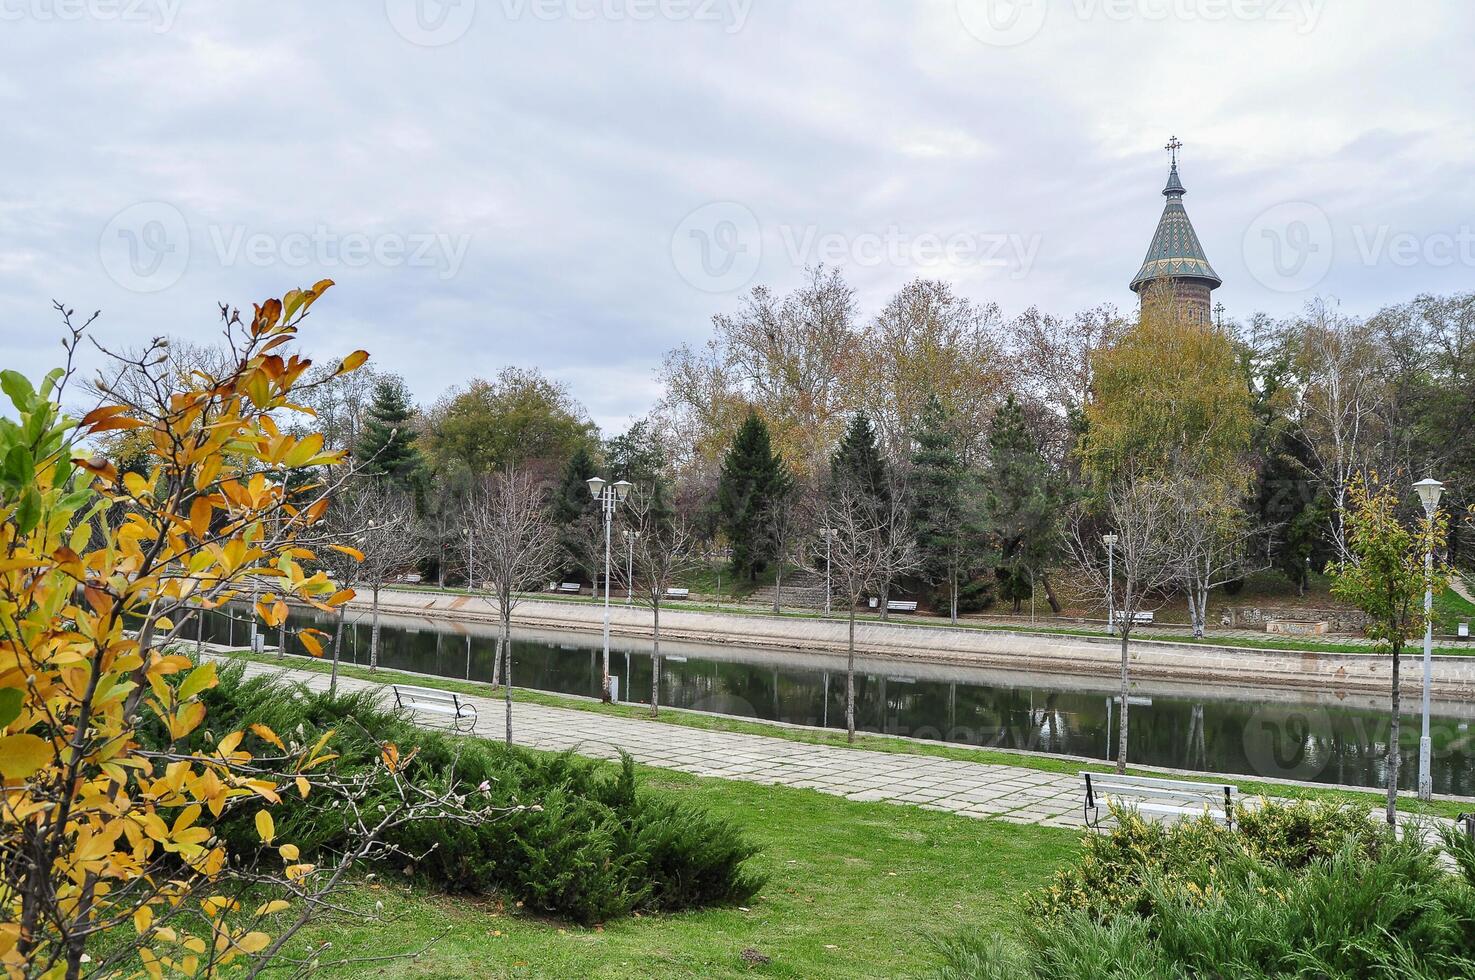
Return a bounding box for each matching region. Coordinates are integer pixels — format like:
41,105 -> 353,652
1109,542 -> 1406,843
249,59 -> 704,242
1129,137 -> 1221,323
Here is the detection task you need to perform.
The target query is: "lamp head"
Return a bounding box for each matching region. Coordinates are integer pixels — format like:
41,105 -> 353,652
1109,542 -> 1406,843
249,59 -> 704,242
1414,477 -> 1444,515
612,479 -> 633,501
586,476 -> 606,500
1102,533 -> 1118,547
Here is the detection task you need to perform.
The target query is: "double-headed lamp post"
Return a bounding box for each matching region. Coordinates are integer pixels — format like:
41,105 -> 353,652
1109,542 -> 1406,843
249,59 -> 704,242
1102,533 -> 1118,635
588,476 -> 632,702
1415,476 -> 1444,801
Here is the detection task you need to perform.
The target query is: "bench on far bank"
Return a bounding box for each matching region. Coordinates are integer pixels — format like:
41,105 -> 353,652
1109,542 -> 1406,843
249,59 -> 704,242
868,598 -> 919,613
1112,610 -> 1154,626
1081,771 -> 1238,831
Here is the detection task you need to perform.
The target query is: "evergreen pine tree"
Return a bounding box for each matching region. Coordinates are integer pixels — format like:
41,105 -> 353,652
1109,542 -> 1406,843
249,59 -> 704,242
910,396 -> 990,621
984,394 -> 1061,613
355,377 -> 426,488
551,445 -> 601,582
829,412 -> 889,510
718,411 -> 786,580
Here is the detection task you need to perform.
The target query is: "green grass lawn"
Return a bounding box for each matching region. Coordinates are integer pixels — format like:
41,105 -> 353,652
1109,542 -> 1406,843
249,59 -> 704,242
274,766 -> 1078,978
225,650 -> 1475,821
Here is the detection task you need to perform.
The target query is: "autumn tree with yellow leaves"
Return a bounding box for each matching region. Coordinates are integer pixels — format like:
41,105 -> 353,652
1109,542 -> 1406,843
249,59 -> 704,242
0,284 -> 507,978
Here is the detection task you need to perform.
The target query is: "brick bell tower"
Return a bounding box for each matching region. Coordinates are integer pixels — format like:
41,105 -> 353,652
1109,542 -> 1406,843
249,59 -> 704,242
1129,137 -> 1221,323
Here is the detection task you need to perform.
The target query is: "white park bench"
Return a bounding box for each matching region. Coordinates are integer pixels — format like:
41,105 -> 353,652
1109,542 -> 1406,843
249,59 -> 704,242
1112,610 -> 1154,626
1080,771 -> 1237,831
664,587 -> 690,599
868,598 -> 919,613
391,684 -> 478,733
556,582 -> 582,594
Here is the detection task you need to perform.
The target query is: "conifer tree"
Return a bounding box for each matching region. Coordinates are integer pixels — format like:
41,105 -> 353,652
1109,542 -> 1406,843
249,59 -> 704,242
984,394 -> 1062,613
355,375 -> 426,488
550,444 -> 601,582
718,410 -> 787,579
830,412 -> 889,510
911,395 -> 990,622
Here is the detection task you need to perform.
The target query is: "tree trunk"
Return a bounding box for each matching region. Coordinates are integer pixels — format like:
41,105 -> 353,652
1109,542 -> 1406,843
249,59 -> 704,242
1116,624 -> 1131,773
846,606 -> 857,743
503,612 -> 513,746
773,565 -> 782,615
1387,647 -> 1401,826
491,633 -> 504,687
1042,574 -> 1063,615
329,604 -> 346,698
879,579 -> 890,622
651,600 -> 661,717
950,576 -> 958,625
369,585 -> 382,672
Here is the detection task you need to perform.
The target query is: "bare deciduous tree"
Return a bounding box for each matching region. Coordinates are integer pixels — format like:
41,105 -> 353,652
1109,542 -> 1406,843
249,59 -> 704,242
468,466 -> 560,743
336,480 -> 428,672
1167,474 -> 1264,637
619,485 -> 701,716
814,481 -> 920,742
1068,477 -> 1180,772
763,480 -> 812,614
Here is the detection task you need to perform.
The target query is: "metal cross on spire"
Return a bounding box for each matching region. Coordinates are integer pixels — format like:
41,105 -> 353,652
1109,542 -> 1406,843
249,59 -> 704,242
1165,135 -> 1183,167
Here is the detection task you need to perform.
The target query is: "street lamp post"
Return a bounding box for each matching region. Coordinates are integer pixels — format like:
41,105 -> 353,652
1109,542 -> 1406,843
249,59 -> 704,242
821,528 -> 835,616
588,476 -> 632,702
1103,533 -> 1118,635
1415,476 -> 1444,801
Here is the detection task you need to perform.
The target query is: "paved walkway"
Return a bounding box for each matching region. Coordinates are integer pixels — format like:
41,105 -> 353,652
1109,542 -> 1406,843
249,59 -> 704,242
231,658 -> 1091,829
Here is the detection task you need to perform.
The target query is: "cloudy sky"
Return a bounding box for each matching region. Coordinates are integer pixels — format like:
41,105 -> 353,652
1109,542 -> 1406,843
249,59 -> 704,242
3,0 -> 1473,432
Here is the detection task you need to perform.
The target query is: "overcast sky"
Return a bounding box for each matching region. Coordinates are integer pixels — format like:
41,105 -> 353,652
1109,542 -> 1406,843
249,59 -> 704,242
3,0 -> 1473,433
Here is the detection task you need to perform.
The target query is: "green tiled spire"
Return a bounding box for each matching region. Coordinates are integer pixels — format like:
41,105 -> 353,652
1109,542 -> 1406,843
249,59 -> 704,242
1129,145 -> 1221,295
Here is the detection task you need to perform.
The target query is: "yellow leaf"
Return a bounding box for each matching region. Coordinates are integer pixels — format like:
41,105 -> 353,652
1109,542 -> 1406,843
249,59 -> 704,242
255,809 -> 275,845
236,932 -> 271,954
253,900 -> 290,917
250,723 -> 285,750
133,905 -> 154,935
278,843 -> 299,861
0,734 -> 52,779
295,776 -> 310,798
329,544 -> 365,561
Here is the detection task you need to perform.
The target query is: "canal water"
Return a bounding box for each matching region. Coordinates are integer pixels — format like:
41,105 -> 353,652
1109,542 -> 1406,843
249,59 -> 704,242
198,604 -> 1475,796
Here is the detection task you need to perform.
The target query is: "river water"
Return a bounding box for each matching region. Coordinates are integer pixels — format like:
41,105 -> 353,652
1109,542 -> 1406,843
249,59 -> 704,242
197,604 -> 1475,797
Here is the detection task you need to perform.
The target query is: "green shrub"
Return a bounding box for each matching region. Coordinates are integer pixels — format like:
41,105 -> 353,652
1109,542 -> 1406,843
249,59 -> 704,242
176,664 -> 763,924
940,801 -> 1475,979
1025,798 -> 1383,922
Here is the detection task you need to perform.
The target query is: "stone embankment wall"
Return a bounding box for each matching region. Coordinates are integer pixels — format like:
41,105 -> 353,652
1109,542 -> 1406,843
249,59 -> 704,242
1225,605 -> 1370,633
339,591 -> 1475,700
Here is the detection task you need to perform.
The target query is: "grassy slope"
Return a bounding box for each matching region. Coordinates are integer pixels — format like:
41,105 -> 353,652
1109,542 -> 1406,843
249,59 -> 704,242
226,651 -> 1474,820
278,766 -> 1078,979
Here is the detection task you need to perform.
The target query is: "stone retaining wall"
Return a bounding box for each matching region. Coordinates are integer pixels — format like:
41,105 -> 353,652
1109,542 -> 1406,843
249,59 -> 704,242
340,592 -> 1475,700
